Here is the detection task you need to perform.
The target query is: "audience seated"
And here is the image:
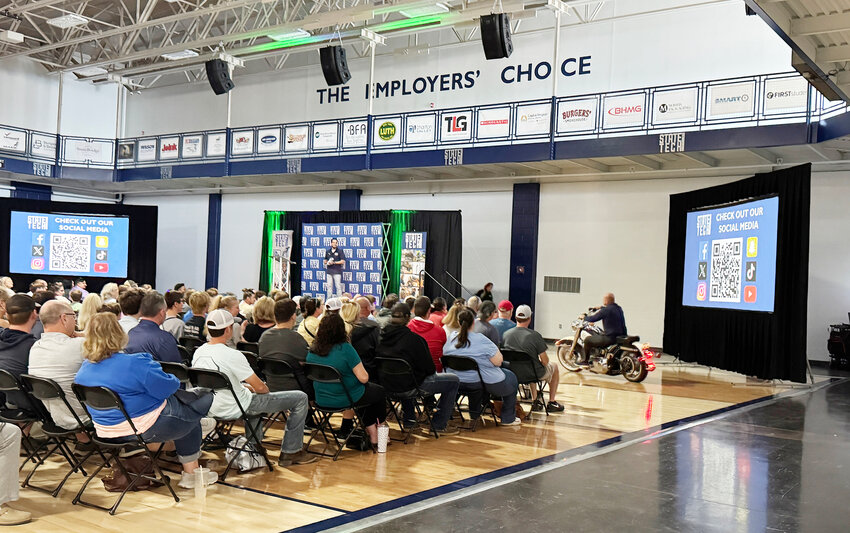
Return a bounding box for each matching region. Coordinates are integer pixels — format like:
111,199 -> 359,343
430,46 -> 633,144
125,292 -> 181,363
162,290 -> 185,340
72,278 -> 89,300
375,294 -> 398,329
429,297 -> 447,327
69,289 -> 83,313
100,282 -> 119,304
239,289 -> 256,319
74,313 -> 218,489
348,298 -> 380,375
0,424 -> 30,525
0,288 -> 13,329
441,301 -> 464,336
30,291 -> 55,340
490,300 -> 516,340
408,296 -> 448,372
473,301 -> 501,346
192,310 -> 316,467
0,295 -> 39,411
443,309 -> 521,426
377,303 -> 459,435
219,296 -> 243,348
297,297 -> 321,344
502,305 -> 564,412
117,288 -> 144,333
50,282 -> 70,304
77,293 -> 101,332
242,296 -> 275,343
259,299 -> 311,396
183,291 -> 210,341
466,296 -> 482,314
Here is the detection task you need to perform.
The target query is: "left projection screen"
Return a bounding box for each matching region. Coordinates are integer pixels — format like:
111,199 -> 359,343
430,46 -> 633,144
9,211 -> 129,278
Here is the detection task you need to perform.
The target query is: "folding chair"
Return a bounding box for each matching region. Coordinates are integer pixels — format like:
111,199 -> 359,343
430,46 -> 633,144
176,345 -> 192,365
159,362 -> 190,385
241,351 -> 263,377
19,375 -> 103,497
0,370 -> 50,468
374,357 -> 438,442
71,383 -> 180,515
500,350 -> 550,415
187,368 -> 273,481
440,355 -> 500,431
303,363 -> 375,460
178,336 -> 204,356
237,341 -> 259,355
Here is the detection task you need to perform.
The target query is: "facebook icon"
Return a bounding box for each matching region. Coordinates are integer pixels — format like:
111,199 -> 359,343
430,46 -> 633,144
32,233 -> 45,246
699,241 -> 709,261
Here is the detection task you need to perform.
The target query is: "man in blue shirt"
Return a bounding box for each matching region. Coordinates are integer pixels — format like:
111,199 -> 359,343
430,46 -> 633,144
125,291 -> 182,363
580,293 -> 627,364
324,238 -> 346,299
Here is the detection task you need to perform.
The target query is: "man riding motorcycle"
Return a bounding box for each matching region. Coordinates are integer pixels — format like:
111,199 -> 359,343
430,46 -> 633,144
557,292 -> 626,364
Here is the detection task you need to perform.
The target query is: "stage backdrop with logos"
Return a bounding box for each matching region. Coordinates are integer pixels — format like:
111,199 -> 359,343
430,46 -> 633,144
300,222 -> 384,298
260,211 -> 461,302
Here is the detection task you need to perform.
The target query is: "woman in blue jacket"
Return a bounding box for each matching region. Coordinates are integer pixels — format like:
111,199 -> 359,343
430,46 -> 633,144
74,312 -> 217,489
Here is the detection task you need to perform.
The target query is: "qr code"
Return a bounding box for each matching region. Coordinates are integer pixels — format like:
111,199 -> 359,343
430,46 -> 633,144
709,238 -> 742,302
49,234 -> 91,272
697,214 -> 712,236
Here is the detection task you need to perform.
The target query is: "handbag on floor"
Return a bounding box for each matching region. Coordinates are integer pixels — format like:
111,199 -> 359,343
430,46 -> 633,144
224,436 -> 268,472
101,452 -> 156,493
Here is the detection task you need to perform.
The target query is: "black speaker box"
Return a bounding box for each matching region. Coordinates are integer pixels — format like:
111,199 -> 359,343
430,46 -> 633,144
205,59 -> 234,95
480,13 -> 513,60
319,46 -> 351,86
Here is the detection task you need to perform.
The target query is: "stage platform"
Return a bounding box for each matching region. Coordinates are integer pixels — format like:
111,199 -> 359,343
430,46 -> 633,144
11,355 -> 826,532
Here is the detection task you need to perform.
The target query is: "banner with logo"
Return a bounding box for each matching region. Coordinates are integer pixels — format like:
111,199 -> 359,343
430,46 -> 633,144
440,110 -> 472,142
159,136 -> 179,160
30,134 -> 57,159
557,97 -> 597,134
707,81 -> 754,119
406,114 -> 436,144
271,230 -> 294,293
284,126 -> 309,152
342,120 -> 367,148
603,93 -> 645,128
652,87 -> 698,124
373,117 -> 401,147
516,102 -> 551,136
206,133 -> 226,157
300,223 -> 384,298
763,77 -> 808,114
313,123 -> 338,150
117,142 -> 135,161
137,139 -> 157,161
257,128 -> 281,153
477,107 -> 511,139
182,135 -> 203,158
65,139 -> 113,164
400,232 -> 427,300
231,130 -> 254,155
0,128 -> 26,152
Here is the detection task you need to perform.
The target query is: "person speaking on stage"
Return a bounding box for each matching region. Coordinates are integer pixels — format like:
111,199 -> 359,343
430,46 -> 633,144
324,238 -> 346,299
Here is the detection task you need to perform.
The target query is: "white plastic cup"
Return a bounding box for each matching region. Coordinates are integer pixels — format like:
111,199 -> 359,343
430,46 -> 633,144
377,425 -> 389,453
194,467 -> 209,500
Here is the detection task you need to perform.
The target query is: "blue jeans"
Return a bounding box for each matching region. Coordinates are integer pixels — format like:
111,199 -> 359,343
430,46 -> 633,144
401,373 -> 460,430
129,393 -> 213,463
245,390 -> 309,455
457,368 -> 519,424
326,273 -> 343,298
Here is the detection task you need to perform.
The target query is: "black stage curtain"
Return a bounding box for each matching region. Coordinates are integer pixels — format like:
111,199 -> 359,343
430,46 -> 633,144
0,197 -> 158,293
662,164 -> 811,382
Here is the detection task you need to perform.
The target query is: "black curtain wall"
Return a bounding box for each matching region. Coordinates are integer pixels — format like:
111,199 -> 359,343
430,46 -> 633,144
0,197 -> 158,293
662,164 -> 811,382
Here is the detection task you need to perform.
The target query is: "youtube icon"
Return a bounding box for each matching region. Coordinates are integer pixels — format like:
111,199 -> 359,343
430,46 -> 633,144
94,263 -> 109,274
744,285 -> 757,303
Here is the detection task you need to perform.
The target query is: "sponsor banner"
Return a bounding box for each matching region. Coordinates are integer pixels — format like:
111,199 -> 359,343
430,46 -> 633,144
652,87 -> 698,124
707,81 -> 754,118
159,136 -> 180,160
313,123 -> 338,150
516,102 -> 551,136
406,114 -> 436,144
400,232 -> 426,300
30,134 -> 57,159
65,139 -> 112,164
284,125 -> 309,152
206,133 -> 226,157
231,130 -> 254,155
257,128 -> 281,153
117,142 -> 135,161
373,117 -> 401,146
556,97 -> 597,133
342,120 -> 367,148
300,223 -> 383,298
182,135 -> 203,158
763,77 -> 808,114
477,107 -> 511,138
603,93 -> 645,128
440,110 -> 472,142
137,139 -> 157,161
0,128 -> 25,152
271,230 -> 293,293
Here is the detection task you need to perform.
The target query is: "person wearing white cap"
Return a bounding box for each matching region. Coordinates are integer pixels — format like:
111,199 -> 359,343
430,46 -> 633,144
191,309 -> 317,467
503,305 -> 565,412
324,297 -> 343,314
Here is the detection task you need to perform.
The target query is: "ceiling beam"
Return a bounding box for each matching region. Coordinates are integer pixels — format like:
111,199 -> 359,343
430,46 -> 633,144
817,43 -> 850,64
747,147 -> 779,164
570,158 -> 610,172
623,155 -> 661,170
679,151 -> 718,167
791,12 -> 850,36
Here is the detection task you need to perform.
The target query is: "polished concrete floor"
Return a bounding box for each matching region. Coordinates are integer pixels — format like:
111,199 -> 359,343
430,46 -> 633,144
363,374 -> 850,533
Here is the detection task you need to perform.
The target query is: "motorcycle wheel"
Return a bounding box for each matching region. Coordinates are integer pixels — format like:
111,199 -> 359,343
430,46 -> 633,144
621,355 -> 648,383
557,341 -> 583,372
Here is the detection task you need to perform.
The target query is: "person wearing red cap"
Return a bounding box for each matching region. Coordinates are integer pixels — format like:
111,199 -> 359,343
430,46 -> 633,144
490,300 -> 516,342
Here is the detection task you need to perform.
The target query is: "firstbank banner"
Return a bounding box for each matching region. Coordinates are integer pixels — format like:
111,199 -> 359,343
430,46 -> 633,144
300,223 -> 384,298
763,77 -> 808,114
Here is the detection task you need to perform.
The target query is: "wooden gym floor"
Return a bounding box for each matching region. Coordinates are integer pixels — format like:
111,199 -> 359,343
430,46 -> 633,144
11,355 -> 819,532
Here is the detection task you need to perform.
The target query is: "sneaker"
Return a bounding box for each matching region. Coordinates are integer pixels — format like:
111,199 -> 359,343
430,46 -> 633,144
500,418 -> 522,427
546,401 -> 566,412
433,426 -> 460,436
0,506 -> 31,526
178,469 -> 219,489
278,450 -> 319,467
200,417 -> 216,438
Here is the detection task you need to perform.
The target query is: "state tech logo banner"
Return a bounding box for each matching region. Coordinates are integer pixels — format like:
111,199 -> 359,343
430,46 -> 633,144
300,223 -> 384,298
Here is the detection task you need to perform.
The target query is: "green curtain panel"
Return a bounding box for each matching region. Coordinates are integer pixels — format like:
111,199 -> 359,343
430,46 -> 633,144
386,210 -> 413,296
259,210 -> 285,292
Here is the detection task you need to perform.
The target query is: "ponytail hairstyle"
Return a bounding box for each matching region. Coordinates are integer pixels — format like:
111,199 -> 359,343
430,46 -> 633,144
455,309 -> 475,349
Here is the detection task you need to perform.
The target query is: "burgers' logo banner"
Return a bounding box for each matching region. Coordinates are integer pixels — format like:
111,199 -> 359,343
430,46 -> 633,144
271,230 -> 293,293
400,232 -> 426,300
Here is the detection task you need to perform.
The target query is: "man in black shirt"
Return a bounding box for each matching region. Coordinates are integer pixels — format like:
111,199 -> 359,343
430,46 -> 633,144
324,238 -> 346,299
579,293 -> 627,363
0,295 -> 38,411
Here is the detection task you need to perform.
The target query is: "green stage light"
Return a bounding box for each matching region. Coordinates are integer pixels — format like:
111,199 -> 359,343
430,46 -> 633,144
370,14 -> 445,32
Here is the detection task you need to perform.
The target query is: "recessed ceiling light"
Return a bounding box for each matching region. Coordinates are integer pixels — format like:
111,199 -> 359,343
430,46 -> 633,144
46,14 -> 89,29
267,28 -> 311,41
399,3 -> 449,18
73,66 -> 108,76
161,50 -> 199,60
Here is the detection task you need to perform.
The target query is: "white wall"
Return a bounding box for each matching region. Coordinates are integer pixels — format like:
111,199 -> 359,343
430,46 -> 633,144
123,194 -> 210,291
0,57 -> 59,133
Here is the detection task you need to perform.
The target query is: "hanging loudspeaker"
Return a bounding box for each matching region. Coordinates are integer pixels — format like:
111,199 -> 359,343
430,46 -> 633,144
319,46 -> 351,86
205,59 -> 234,95
480,13 -> 513,60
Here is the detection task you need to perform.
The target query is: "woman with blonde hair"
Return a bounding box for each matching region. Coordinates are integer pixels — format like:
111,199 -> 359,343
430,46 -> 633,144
209,295 -> 223,312
100,283 -> 119,304
77,293 -> 102,332
0,287 -> 13,328
441,301 -> 464,336
73,313 -> 217,488
339,301 -> 359,334
242,296 -> 275,342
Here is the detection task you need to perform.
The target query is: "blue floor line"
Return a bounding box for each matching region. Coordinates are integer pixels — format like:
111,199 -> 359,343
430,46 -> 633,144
216,480 -> 348,514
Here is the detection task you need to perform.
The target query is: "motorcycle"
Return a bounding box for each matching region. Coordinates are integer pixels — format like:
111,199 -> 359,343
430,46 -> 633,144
556,309 -> 655,383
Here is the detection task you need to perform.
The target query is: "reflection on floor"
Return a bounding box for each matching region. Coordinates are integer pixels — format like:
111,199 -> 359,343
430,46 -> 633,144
10,356 -> 814,532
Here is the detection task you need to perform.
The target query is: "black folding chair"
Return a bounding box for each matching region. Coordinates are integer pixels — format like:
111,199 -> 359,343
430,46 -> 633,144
374,357 -> 438,442
19,375 -> 104,497
237,341 -> 259,355
241,351 -> 263,378
178,336 -> 204,356
71,383 -> 180,515
159,362 -> 190,385
303,363 -> 375,460
0,370 -> 51,468
176,345 -> 192,365
500,350 -> 550,415
187,368 -> 274,480
440,355 -> 500,431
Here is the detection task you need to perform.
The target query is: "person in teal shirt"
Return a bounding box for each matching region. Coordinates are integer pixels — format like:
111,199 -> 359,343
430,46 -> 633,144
307,313 -> 386,446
